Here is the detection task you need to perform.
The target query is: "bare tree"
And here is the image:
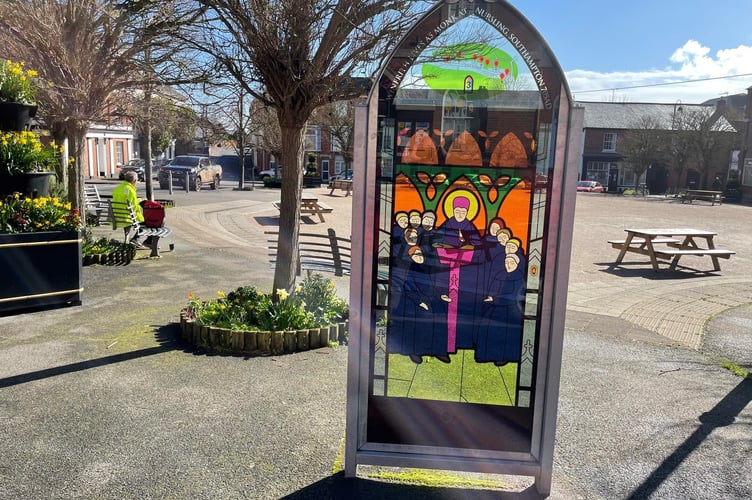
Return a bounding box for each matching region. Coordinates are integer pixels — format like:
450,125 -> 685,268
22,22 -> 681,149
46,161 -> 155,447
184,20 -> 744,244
619,115 -> 666,191
681,107 -> 736,189
665,109 -> 693,191
314,100 -> 358,178
0,0 -> 205,211
117,90 -> 198,180
250,100 -> 283,165
193,82 -> 256,189
189,0 -> 422,293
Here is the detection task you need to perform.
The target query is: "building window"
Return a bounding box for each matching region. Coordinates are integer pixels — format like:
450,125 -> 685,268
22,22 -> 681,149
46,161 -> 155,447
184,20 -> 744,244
335,158 -> 345,175
116,141 -> 124,165
304,126 -> 321,152
585,161 -> 610,185
620,169 -> 637,188
442,90 -> 472,135
743,160 -> 752,187
602,133 -> 616,152
330,127 -> 342,153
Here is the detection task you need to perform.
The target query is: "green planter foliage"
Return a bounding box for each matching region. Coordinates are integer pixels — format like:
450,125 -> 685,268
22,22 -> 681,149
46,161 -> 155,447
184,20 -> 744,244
180,274 -> 349,355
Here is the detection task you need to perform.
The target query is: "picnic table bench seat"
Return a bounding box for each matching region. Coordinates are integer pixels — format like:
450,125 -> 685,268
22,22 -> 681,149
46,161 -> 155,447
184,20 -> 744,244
653,248 -> 735,259
110,200 -> 171,258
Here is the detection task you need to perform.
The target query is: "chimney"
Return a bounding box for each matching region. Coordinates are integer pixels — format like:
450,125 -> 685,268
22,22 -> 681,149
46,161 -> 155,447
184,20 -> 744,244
715,98 -> 726,115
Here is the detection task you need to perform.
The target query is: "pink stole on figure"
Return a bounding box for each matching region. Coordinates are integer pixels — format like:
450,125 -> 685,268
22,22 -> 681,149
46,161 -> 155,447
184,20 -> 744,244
436,247 -> 474,352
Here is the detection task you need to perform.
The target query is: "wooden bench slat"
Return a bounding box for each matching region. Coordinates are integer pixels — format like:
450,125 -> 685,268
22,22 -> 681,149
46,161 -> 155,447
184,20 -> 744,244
608,237 -> 681,245
656,249 -> 735,258
315,202 -> 334,213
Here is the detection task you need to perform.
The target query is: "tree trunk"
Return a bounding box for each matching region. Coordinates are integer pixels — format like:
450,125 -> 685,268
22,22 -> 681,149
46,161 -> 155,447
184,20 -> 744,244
50,123 -> 68,192
66,123 -> 88,221
238,92 -> 246,190
272,125 -> 305,294
144,85 -> 155,201
144,121 -> 154,200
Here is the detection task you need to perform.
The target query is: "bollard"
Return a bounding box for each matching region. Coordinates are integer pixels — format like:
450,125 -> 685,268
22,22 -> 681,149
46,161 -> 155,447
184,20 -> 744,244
184,171 -> 189,193
168,171 -> 173,195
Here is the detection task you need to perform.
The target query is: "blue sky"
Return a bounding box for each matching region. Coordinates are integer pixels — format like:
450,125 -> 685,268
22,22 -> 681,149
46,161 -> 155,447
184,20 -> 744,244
513,0 -> 752,103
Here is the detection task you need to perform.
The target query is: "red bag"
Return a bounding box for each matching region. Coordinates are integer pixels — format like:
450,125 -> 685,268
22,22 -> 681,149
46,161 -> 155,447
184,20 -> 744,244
141,200 -> 165,228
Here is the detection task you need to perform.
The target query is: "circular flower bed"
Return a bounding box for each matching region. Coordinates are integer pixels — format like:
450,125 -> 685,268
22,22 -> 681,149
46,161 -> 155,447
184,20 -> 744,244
180,275 -> 349,356
81,234 -> 135,266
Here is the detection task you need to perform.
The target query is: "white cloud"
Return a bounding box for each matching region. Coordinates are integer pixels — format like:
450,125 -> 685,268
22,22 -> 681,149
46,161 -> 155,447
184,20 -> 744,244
569,41 -> 752,104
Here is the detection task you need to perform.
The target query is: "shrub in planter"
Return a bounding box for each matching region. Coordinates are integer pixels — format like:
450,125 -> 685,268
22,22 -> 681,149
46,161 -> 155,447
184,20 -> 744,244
0,193 -> 83,314
181,274 -> 349,355
81,232 -> 133,266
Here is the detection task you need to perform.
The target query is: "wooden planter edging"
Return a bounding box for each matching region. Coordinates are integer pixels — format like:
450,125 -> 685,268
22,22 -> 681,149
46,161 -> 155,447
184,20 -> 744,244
82,247 -> 136,266
179,315 -> 348,356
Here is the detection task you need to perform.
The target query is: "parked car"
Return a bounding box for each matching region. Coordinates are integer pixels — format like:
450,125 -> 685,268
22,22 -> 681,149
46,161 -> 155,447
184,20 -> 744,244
329,172 -> 352,181
535,173 -> 548,188
158,155 -> 222,191
577,180 -> 605,193
258,167 -> 281,180
118,159 -> 146,181
152,158 -> 170,179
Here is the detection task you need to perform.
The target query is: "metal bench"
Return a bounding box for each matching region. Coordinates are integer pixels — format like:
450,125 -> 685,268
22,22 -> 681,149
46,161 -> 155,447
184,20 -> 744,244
266,229 -> 350,277
84,184 -> 110,226
110,200 -> 172,258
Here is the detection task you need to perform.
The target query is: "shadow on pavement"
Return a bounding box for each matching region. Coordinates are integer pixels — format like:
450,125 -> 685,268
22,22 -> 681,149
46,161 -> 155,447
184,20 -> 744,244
282,472 -> 546,499
596,263 -> 722,279
0,324 -> 183,389
627,377 -> 752,499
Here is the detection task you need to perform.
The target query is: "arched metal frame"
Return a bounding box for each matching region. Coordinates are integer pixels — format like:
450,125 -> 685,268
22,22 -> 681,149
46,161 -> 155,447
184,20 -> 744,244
346,1 -> 578,494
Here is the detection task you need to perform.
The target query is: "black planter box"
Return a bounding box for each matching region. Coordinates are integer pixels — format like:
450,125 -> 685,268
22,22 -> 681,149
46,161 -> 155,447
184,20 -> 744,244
0,101 -> 37,131
0,231 -> 83,315
0,171 -> 55,198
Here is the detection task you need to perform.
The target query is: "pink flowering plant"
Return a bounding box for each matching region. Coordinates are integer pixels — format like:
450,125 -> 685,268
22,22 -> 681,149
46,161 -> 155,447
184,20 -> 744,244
0,193 -> 82,234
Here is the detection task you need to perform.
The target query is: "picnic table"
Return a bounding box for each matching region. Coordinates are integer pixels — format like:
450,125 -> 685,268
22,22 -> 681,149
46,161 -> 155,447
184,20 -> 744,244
328,179 -> 352,197
608,228 -> 735,272
681,189 -> 723,205
272,195 -> 333,223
